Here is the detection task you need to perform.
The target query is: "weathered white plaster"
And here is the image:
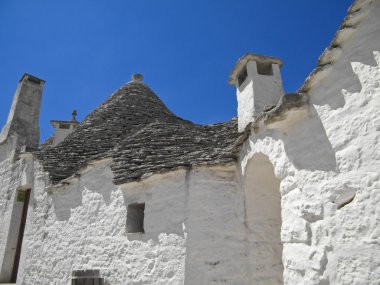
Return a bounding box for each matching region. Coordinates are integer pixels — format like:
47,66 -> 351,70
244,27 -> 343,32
15,161 -> 249,284
51,126 -> 74,146
0,151 -> 22,283
184,165 -> 247,285
20,161 -> 186,284
50,121 -> 78,146
244,153 -> 283,284
237,1 -> 380,284
0,139 -> 34,283
237,60 -> 283,132
1,1 -> 379,284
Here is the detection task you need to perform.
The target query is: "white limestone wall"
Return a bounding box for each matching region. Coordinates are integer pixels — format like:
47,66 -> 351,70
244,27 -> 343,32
20,161 -> 186,285
0,148 -> 21,282
244,153 -> 283,284
237,80 -> 255,132
184,165 -> 247,285
0,137 -> 33,283
19,161 -> 247,285
239,2 -> 380,284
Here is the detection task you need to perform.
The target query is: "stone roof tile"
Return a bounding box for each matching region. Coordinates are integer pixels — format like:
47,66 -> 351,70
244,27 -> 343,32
35,81 -> 239,185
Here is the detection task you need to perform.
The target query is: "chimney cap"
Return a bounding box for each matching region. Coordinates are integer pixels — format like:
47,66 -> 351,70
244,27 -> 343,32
19,73 -> 45,84
132,74 -> 143,82
228,53 -> 282,85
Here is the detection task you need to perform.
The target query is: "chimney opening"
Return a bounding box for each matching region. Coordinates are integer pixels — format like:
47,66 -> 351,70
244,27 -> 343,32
58,123 -> 70,129
237,65 -> 248,87
256,62 -> 273,76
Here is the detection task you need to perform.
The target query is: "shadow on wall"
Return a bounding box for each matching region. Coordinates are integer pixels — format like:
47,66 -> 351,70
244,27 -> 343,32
51,184 -> 83,221
51,165 -> 117,221
244,153 -> 283,284
286,45 -> 380,170
274,105 -> 337,171
310,41 -> 378,110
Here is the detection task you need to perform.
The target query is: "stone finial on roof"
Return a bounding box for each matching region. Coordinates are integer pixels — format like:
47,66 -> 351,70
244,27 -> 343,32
71,110 -> 78,122
132,74 -> 143,82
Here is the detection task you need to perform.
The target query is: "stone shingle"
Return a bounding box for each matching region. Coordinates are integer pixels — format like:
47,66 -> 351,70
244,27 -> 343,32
35,81 -> 239,185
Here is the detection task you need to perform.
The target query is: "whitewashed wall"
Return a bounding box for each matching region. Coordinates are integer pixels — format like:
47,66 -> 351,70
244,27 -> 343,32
18,160 -> 248,285
0,145 -> 21,282
239,1 -> 380,284
0,136 -> 34,283
3,2 -> 379,284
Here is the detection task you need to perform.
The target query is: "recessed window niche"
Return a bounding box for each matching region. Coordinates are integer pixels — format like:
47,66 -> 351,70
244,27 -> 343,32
126,203 -> 145,233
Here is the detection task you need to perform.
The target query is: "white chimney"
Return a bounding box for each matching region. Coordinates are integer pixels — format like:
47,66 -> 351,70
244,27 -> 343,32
229,54 -> 284,132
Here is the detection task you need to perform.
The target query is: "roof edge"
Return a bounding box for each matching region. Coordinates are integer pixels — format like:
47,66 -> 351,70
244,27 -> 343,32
298,0 -> 373,93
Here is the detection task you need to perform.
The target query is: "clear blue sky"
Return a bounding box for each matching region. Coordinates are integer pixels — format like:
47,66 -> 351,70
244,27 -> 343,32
0,0 -> 352,142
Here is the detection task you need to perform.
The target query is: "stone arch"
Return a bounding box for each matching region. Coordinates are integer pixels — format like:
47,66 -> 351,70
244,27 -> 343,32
244,153 -> 283,284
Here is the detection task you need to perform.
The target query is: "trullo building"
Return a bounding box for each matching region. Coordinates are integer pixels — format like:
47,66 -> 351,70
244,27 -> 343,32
0,0 -> 379,284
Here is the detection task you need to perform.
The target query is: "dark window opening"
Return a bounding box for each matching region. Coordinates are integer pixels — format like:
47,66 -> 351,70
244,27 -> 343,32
59,123 -> 70,129
237,65 -> 248,87
72,270 -> 103,285
126,203 -> 145,233
256,62 -> 273,76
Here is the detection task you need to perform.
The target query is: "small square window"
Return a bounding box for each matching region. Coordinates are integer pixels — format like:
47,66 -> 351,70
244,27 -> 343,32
126,203 -> 145,233
256,62 -> 273,76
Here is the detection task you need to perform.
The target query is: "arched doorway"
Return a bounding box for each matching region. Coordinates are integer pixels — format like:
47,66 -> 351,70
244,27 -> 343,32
244,153 -> 283,284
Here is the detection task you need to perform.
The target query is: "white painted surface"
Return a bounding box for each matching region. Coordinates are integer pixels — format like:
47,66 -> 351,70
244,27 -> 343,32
52,127 -> 73,146
239,2 -> 380,284
237,60 -> 283,132
20,162 -> 186,285
51,122 -> 78,146
244,153 -> 283,284
15,162 -> 246,285
0,1 -> 379,284
184,166 -> 247,285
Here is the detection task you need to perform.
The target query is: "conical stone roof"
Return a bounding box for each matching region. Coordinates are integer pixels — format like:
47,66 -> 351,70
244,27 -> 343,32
35,80 -> 239,185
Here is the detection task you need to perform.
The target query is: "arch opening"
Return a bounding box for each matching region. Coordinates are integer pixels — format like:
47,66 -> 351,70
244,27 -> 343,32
244,153 -> 283,284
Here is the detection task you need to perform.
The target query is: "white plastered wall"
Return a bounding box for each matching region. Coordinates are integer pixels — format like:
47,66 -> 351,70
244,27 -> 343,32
239,1 -> 380,284
52,126 -> 75,146
0,148 -> 21,282
0,137 -> 34,283
244,153 -> 283,285
20,160 -> 186,285
18,161 -> 250,285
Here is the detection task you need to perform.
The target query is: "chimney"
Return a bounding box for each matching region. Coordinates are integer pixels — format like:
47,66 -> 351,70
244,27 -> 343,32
50,110 -> 79,146
229,53 -> 284,132
0,74 -> 45,149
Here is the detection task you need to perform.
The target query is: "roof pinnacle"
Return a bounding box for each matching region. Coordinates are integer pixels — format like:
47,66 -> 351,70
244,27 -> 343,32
71,110 -> 78,122
132,74 -> 143,82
